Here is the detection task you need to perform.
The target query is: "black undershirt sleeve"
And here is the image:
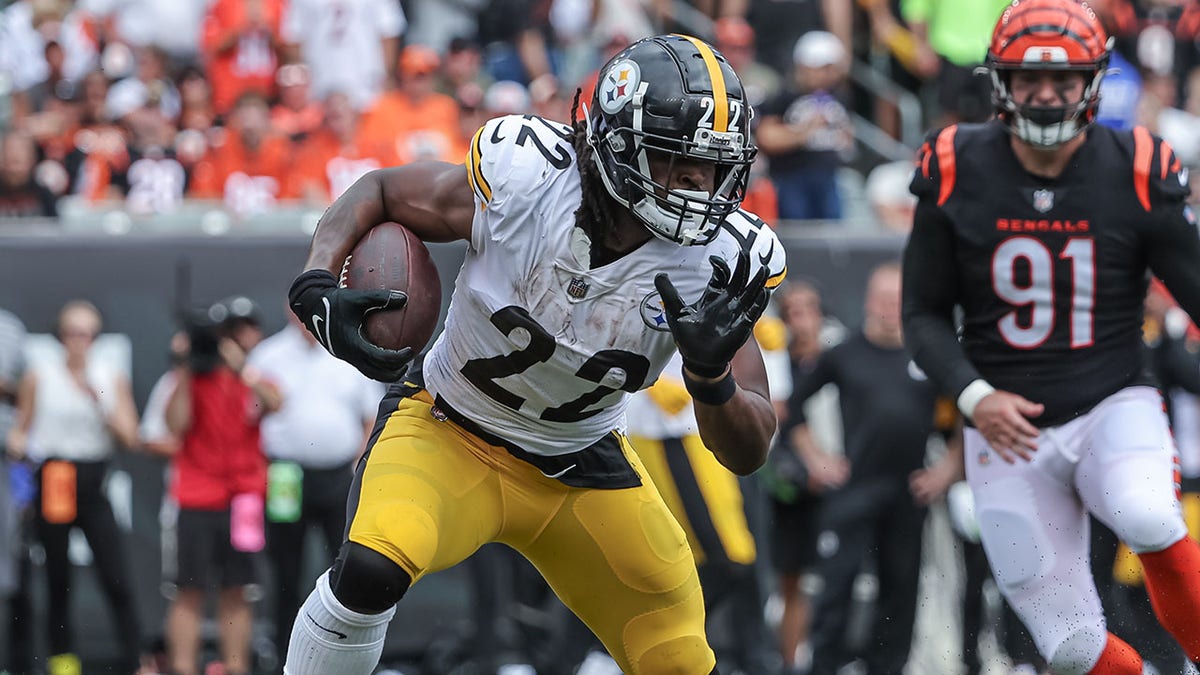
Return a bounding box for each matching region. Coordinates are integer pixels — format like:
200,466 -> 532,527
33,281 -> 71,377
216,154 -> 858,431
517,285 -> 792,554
1147,203 -> 1200,334
901,199 -> 981,400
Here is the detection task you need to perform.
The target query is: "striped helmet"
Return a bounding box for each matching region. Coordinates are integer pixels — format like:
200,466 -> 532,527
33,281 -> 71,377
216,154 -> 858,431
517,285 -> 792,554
987,0 -> 1113,148
587,34 -> 756,245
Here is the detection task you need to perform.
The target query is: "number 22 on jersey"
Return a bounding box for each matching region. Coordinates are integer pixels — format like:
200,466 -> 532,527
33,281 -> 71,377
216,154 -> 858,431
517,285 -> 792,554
992,236 -> 1095,349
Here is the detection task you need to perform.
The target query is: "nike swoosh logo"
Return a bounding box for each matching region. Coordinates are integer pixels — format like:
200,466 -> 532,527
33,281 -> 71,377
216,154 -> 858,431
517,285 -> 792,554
541,464 -> 577,479
305,612 -> 348,640
491,124 -> 505,144
310,297 -> 334,356
758,246 -> 774,267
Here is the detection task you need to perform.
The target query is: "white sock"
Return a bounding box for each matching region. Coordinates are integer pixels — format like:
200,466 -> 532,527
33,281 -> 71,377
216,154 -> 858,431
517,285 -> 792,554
284,570 -> 397,675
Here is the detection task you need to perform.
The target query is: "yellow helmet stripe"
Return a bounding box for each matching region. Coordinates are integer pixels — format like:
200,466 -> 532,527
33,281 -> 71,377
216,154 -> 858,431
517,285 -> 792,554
467,126 -> 492,204
677,35 -> 728,132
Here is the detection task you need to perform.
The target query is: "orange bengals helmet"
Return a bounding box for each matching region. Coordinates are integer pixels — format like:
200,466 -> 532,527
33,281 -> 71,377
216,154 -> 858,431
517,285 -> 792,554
986,0 -> 1113,148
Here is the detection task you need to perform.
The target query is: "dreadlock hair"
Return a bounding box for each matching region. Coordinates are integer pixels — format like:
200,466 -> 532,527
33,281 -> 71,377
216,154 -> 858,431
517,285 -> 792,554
568,87 -> 618,249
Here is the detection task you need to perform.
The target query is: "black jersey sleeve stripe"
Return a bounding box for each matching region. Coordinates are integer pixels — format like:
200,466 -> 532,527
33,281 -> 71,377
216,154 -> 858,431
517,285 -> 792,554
935,125 -> 959,206
1133,125 -> 1154,212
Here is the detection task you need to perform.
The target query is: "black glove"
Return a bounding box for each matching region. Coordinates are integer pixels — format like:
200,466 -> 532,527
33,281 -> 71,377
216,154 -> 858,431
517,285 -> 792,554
288,269 -> 413,382
654,249 -> 770,379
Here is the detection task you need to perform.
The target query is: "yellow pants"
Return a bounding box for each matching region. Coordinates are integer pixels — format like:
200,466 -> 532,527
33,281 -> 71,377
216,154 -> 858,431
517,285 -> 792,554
348,391 -> 716,674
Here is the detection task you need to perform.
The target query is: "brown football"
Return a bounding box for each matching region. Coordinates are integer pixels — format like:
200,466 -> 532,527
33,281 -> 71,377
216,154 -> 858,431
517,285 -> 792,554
340,222 -> 442,353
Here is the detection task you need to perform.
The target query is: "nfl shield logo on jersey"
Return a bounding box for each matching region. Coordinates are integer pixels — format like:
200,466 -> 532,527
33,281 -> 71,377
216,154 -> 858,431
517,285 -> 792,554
640,292 -> 671,331
1032,189 -> 1054,213
567,277 -> 590,299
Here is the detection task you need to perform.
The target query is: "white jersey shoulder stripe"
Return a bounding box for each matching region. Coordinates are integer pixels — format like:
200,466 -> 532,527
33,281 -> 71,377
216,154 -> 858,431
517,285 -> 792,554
717,209 -> 788,289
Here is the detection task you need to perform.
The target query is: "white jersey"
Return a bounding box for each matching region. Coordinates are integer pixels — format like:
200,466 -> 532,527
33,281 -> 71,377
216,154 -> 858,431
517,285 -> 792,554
422,114 -> 787,457
281,0 -> 406,110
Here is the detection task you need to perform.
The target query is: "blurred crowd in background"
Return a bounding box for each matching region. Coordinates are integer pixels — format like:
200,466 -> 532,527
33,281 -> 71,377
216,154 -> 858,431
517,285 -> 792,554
2,0 -> 1198,232
6,0 -> 1200,674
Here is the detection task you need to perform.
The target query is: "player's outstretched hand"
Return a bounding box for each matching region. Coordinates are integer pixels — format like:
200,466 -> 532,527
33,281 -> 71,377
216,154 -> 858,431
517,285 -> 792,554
654,249 -> 770,379
973,390 -> 1044,463
288,270 -> 413,382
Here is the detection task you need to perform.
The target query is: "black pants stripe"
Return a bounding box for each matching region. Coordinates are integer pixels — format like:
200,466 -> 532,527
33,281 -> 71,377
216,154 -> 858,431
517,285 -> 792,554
266,462 -> 352,656
34,459 -> 141,670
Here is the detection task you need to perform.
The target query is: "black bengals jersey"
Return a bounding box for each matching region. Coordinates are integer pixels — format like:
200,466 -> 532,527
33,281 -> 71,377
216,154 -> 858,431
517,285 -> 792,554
902,120 -> 1200,426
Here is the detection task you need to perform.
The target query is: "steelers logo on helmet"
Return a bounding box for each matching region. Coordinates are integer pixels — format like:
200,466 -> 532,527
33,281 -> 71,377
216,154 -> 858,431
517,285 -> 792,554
986,0 -> 1113,148
586,35 -> 757,246
598,59 -> 642,115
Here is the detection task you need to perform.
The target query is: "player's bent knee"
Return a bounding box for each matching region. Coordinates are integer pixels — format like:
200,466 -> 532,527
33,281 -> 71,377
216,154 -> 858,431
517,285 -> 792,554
329,541 -> 412,614
1048,624 -> 1109,675
1112,504 -> 1187,554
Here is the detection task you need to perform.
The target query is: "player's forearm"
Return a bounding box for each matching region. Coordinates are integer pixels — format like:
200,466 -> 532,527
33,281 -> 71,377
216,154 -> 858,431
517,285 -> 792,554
903,312 -> 979,397
304,170 -> 390,272
695,387 -> 776,475
902,201 -> 983,400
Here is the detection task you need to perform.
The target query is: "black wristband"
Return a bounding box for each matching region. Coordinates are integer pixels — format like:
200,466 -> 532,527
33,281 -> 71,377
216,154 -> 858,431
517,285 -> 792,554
288,269 -> 338,307
681,359 -> 729,379
684,368 -> 737,406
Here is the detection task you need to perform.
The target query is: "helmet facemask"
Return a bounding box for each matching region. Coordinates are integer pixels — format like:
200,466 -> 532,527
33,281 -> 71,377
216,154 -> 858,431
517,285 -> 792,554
989,52 -> 1110,149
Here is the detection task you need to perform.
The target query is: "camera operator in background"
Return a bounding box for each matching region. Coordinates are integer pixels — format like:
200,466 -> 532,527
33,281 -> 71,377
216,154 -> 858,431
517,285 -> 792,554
160,299 -> 281,675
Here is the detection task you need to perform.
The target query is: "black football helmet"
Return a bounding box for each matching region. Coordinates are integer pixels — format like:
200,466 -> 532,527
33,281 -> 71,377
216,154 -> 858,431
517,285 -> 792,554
587,34 -> 756,245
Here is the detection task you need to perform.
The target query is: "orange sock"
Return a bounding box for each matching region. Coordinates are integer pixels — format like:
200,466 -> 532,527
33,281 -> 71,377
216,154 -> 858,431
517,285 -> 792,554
1139,536 -> 1200,661
1088,633 -> 1142,675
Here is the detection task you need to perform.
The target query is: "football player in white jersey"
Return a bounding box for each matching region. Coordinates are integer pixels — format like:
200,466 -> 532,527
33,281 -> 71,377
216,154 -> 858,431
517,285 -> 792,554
285,35 -> 787,675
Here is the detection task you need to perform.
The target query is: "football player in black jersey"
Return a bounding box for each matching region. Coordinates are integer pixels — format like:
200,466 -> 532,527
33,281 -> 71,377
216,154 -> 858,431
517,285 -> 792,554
901,0 -> 1200,673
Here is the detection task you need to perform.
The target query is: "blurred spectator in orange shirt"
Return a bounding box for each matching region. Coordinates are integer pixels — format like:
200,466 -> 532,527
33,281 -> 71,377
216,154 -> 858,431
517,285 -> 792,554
270,63 -> 323,142
201,0 -> 285,117
287,91 -> 398,206
359,45 -> 461,164
741,168 -> 780,226
190,92 -> 291,218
